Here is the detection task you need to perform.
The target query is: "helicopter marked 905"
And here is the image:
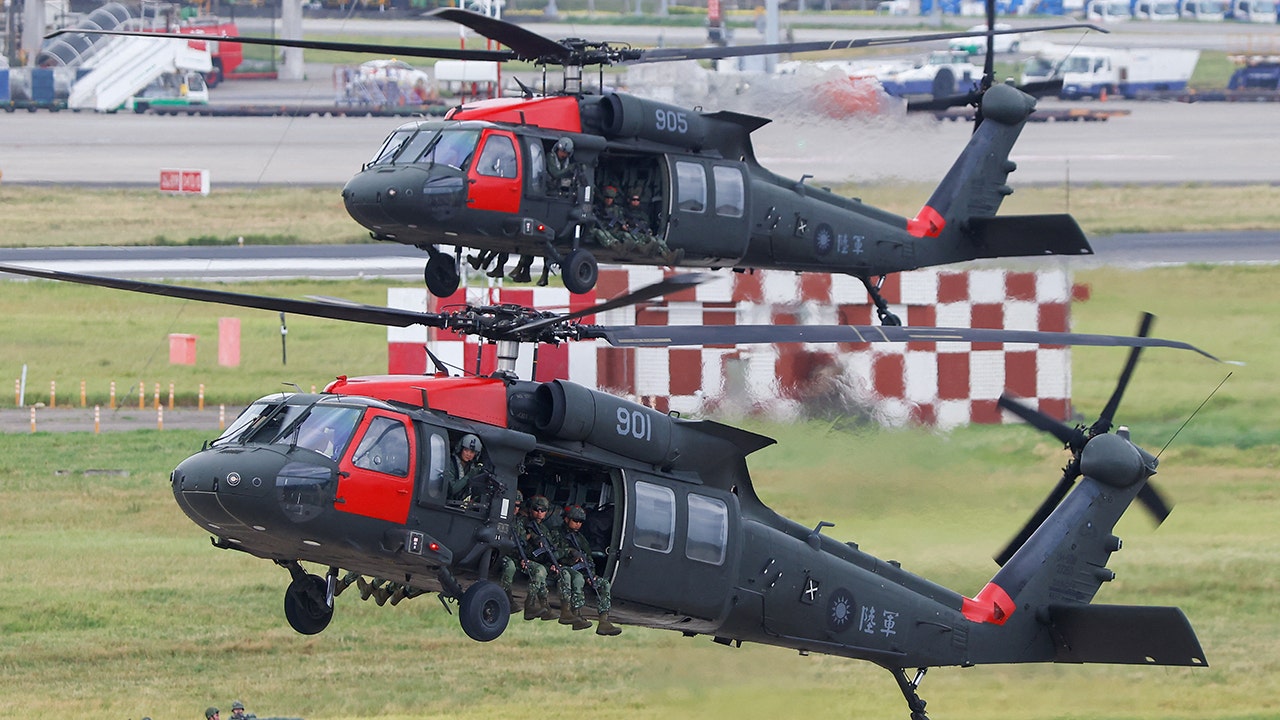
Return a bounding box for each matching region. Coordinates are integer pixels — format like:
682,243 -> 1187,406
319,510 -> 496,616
48,8 -> 1106,324
0,264 -> 1212,719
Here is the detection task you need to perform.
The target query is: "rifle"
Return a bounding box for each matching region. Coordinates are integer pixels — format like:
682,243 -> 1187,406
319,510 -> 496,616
529,521 -> 562,576
565,531 -> 601,594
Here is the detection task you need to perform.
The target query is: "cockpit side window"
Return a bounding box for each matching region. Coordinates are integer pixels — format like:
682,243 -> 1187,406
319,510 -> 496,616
351,416 -> 410,477
423,432 -> 449,502
525,138 -> 546,194
476,133 -> 518,179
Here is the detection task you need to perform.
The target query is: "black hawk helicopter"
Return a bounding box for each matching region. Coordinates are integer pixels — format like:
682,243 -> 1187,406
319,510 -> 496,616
48,7 -> 1105,324
0,263 -> 1210,719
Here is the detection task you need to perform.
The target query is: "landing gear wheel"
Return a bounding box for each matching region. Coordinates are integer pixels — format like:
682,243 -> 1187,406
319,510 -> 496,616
424,254 -> 460,297
459,580 -> 509,642
284,573 -> 333,635
561,249 -> 598,295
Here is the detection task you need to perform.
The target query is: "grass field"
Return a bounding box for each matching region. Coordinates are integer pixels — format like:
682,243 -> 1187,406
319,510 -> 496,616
0,262 -> 1277,719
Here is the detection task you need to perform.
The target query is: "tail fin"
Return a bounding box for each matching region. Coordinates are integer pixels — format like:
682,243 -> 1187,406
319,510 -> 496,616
962,433 -> 1206,667
906,83 -> 1093,267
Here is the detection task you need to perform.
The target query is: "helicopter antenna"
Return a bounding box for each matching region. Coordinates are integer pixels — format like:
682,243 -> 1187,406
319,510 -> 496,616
1157,372 -> 1232,459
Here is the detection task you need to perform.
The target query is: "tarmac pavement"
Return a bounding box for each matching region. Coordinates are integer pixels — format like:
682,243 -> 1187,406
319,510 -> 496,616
0,406 -> 236,434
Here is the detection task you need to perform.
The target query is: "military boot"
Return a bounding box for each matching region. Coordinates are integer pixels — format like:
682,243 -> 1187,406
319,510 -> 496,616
523,594 -> 541,621
595,612 -> 622,636
558,601 -> 578,625
503,586 -> 518,613
538,595 -> 558,621
569,606 -> 592,631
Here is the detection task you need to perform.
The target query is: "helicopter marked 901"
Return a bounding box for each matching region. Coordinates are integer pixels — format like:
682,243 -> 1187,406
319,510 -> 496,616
48,8 -> 1107,323
0,265 -> 1212,719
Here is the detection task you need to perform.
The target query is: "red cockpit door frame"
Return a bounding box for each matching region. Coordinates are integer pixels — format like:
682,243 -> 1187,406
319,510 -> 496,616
334,408 -> 416,524
466,129 -> 522,213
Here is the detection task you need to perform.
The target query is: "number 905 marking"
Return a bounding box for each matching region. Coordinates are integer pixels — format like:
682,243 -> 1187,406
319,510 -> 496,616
655,109 -> 688,134
616,407 -> 653,441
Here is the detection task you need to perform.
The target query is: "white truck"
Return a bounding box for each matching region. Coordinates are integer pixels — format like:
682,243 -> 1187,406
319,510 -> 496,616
1021,46 -> 1200,100
1178,0 -> 1228,18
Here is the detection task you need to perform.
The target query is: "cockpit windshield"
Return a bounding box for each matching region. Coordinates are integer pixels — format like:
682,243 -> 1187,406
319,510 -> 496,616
368,125 -> 482,170
211,398 -> 363,457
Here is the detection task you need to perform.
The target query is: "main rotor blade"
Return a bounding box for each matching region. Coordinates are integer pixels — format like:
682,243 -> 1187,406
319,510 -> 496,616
43,27 -> 517,63
0,264 -> 440,329
428,7 -> 570,62
1092,312 -> 1155,436
628,23 -> 1105,64
514,272 -> 711,334
588,323 -> 1221,361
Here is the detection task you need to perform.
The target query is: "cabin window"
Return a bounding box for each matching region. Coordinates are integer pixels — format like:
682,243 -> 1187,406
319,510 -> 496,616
674,161 -> 706,213
686,493 -> 728,565
351,416 -> 410,477
633,481 -> 676,553
476,134 -> 518,179
712,166 -> 745,218
292,405 -> 362,461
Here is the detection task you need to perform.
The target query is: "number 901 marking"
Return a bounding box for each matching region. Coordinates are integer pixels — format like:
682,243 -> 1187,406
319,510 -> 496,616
616,407 -> 653,441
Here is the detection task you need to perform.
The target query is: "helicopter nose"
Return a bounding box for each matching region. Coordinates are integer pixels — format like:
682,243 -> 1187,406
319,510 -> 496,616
342,166 -> 467,235
170,446 -> 338,538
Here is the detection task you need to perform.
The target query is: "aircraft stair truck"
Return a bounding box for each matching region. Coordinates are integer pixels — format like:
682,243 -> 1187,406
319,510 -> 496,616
68,35 -> 212,112
1021,46 -> 1199,100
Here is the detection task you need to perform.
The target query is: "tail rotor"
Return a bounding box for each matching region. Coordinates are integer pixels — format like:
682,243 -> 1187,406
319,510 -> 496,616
995,313 -> 1172,566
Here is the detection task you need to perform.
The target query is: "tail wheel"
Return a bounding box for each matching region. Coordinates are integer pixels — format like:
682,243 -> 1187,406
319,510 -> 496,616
284,573 -> 333,635
561,249 -> 598,295
459,580 -> 509,642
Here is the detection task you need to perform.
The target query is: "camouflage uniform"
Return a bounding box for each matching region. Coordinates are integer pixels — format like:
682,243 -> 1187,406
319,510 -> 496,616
553,505 -> 622,636
622,194 -> 683,266
591,186 -> 627,250
502,494 -> 557,621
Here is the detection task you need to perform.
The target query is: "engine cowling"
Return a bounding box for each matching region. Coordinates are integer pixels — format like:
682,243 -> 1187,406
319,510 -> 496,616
597,93 -> 710,152
534,380 -> 677,466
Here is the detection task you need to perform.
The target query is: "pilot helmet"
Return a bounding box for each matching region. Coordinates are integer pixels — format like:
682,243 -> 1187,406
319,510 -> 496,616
565,505 -> 587,522
553,136 -> 574,156
529,495 -> 551,512
457,433 -> 482,454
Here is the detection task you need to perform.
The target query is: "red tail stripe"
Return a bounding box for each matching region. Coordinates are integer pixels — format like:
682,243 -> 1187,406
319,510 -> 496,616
962,582 -> 1016,625
906,205 -> 946,238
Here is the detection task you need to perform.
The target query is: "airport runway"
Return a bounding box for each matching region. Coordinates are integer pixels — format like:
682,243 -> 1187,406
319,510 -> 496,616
5,95 -> 1280,187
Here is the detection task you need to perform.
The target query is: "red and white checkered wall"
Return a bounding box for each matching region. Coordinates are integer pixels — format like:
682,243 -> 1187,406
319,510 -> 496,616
387,267 -> 1082,428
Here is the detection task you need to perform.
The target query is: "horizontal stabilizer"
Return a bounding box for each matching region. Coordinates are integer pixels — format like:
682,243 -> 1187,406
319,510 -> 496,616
1049,604 -> 1207,667
966,214 -> 1094,258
